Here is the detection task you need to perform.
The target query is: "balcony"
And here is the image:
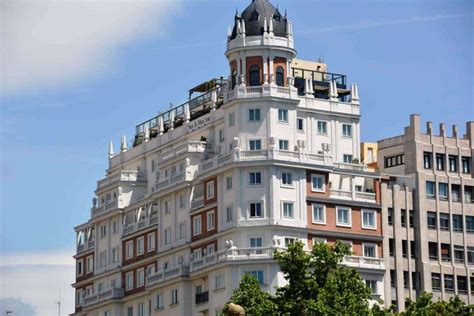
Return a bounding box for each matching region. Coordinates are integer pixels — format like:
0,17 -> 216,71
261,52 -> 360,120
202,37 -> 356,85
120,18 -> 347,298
123,215 -> 158,236
147,264 -> 189,287
155,173 -> 187,192
160,141 -> 206,163
77,239 -> 95,254
343,256 -> 385,270
195,291 -> 209,305
329,189 -> 376,203
226,84 -> 298,102
97,170 -> 145,190
91,200 -> 119,217
333,162 -> 367,172
191,197 -> 205,211
81,287 -> 124,308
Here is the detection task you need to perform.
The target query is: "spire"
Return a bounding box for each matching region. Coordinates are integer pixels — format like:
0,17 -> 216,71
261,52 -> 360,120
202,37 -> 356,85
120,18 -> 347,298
108,141 -> 114,158
120,135 -> 127,153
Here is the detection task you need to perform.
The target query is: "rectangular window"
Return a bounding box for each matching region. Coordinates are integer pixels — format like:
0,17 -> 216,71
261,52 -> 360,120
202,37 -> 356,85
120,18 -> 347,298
247,270 -> 264,284
249,171 -> 262,185
448,155 -> 458,172
171,289 -> 179,305
451,184 -> 461,202
467,247 -> 474,264
438,183 -> 448,200
229,112 -> 235,126
206,181 -> 215,200
148,233 -> 156,251
466,216 -> 474,233
282,202 -> 294,219
297,118 -> 304,131
410,240 -> 416,258
436,153 -> 445,170
311,174 -> 325,192
384,154 -> 405,168
126,272 -> 134,290
452,214 -> 463,232
127,307 -> 133,316
219,129 -> 225,142
279,139 -> 289,150
427,212 -> 437,229
99,251 -> 106,267
428,242 -> 438,260
389,239 -> 394,256
156,293 -> 164,309
402,240 -> 408,257
336,207 -> 351,227
312,204 -> 325,224
431,273 -> 441,291
454,245 -> 464,263
403,271 -> 409,289
126,241 -> 134,259
193,216 -> 202,235
400,209 -> 406,227
250,202 -> 262,218
466,186 -> 474,203
440,213 -> 449,230
226,176 -> 233,190
112,220 -> 118,234
249,139 -> 262,150
362,209 -> 376,229
365,280 -> 377,294
461,156 -> 471,173
248,108 -> 261,121
278,109 -> 288,122
281,172 -> 293,186
390,270 -> 396,287
76,260 -> 83,276
100,225 -> 107,238
423,152 -> 432,169
137,237 -> 144,255
409,210 -> 414,227
426,181 -> 436,198
226,205 -> 233,223
112,247 -> 118,263
164,228 -> 171,244
363,243 -> 377,258
444,274 -> 454,292
207,211 -> 215,230
178,222 -> 186,240
343,154 -> 353,164
250,237 -> 262,250
214,274 -> 225,290
342,124 -> 352,137
457,276 -> 468,294
317,121 -> 327,134
412,272 -> 418,290
137,268 -> 145,287
441,243 -> 451,261
388,208 -> 393,225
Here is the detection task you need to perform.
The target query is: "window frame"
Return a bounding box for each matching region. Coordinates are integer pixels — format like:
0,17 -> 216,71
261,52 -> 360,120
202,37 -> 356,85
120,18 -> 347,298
361,209 -> 377,230
363,243 -> 378,258
342,124 -> 352,137
336,206 -> 352,227
278,109 -> 289,123
193,216 -> 202,236
317,120 -> 327,135
248,108 -> 261,122
207,210 -> 215,231
311,203 -> 326,225
311,174 -> 325,192
282,201 -> 294,219
249,201 -> 263,218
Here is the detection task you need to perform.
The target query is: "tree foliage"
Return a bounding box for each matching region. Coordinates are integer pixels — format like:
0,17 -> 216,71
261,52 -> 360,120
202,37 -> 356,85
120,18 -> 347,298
402,292 -> 473,316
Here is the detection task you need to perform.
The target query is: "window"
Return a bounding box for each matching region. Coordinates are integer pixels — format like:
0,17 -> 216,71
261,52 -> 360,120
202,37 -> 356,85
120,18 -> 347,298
388,208 -> 393,225
249,65 -> 260,86
412,272 -> 418,290
312,204 -> 325,224
365,280 -> 377,294
390,270 -> 396,287
458,276 -> 468,294
431,273 -> 441,291
126,241 -> 133,259
297,118 -> 304,131
384,154 -> 405,168
99,251 -> 106,267
441,243 -> 451,261
248,108 -> 261,121
171,289 -> 179,305
164,200 -> 170,214
282,202 -> 294,218
112,220 -> 118,234
451,184 -> 461,202
317,121 -> 327,134
214,274 -> 225,290
276,66 -> 284,86
126,272 -> 134,290
76,260 -> 83,276
454,245 -> 464,263
193,216 -> 202,235
279,139 -> 289,150
100,225 -> 107,238
362,210 -> 376,229
436,153 -> 445,170
278,109 -> 288,122
428,242 -> 438,260
452,214 -> 463,232
249,139 -> 262,150
312,237 -> 327,246
342,124 -> 352,137
228,112 -> 235,126
466,186 -> 474,203
468,247 -> 474,264
281,172 -> 293,186
444,274 -> 454,292
343,154 -> 353,164
466,216 -> 474,233
207,211 -> 215,230
461,156 -> 471,173
165,227 -> 171,245
440,213 -> 449,230
250,237 -> 262,254
226,205 -> 233,223
226,176 -> 233,190
127,307 -> 133,316
426,181 -> 435,198
247,270 -> 264,284
137,237 -> 144,255
448,155 -> 458,172
176,222 -> 185,240
155,293 -> 164,309
219,129 -> 225,142
401,209 -> 406,227
249,171 -> 262,185
389,239 -> 394,256
336,207 -> 351,227
206,181 -> 215,200
438,183 -> 448,200
410,240 -> 416,258
402,240 -> 408,257
427,212 -> 437,229
148,233 -> 156,251
363,243 -> 377,258
112,247 -> 119,263
409,210 -> 414,227
250,202 -> 262,218
137,268 -> 145,287
423,152 -> 432,169
311,174 -> 325,192
403,271 -> 409,289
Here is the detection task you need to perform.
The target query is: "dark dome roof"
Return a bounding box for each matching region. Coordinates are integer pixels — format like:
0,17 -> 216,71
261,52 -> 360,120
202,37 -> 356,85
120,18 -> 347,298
229,0 -> 287,41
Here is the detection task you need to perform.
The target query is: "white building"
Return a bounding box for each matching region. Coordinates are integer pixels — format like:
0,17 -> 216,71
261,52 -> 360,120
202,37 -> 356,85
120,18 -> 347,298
72,1 -> 385,315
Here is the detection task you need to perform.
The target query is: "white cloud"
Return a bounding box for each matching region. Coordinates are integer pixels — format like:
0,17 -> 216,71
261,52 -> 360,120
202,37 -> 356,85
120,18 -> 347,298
0,250 -> 75,316
0,0 -> 182,96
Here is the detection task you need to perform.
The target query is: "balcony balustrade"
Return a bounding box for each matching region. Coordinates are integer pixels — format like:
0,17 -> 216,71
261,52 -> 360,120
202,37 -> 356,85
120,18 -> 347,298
77,239 -> 95,254
123,215 -> 158,237
226,84 -> 298,102
147,265 -> 190,287
191,197 -> 205,211
195,291 -> 209,305
81,287 -> 124,308
97,170 -> 145,190
330,189 -> 376,203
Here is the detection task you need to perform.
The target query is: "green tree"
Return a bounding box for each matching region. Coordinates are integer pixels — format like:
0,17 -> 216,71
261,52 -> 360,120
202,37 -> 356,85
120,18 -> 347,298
274,240 -> 373,315
402,292 -> 474,315
226,273 -> 278,316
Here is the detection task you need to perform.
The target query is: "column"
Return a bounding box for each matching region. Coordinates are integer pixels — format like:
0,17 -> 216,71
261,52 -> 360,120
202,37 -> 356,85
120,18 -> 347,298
241,54 -> 246,85
263,55 -> 268,84
269,54 -> 275,84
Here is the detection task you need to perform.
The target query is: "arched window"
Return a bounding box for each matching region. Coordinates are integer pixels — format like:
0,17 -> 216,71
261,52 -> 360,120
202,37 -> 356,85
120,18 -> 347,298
276,66 -> 284,86
249,65 -> 260,86
231,69 -> 237,89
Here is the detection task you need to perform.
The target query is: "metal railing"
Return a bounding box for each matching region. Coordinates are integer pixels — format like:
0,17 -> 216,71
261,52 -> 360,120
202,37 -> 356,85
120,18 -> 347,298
195,291 -> 209,305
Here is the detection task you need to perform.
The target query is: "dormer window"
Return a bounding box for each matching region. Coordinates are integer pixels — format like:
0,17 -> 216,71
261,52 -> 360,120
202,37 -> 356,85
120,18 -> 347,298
273,12 -> 281,22
249,10 -> 259,21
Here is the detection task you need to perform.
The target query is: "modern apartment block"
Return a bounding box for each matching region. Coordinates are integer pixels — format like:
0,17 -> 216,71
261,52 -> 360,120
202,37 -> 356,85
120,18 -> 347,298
72,1 -> 387,315
378,114 -> 474,311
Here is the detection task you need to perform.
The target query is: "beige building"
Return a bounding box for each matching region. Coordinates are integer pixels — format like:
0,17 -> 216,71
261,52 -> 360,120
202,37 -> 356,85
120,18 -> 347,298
361,142 -> 378,171
378,114 -> 474,311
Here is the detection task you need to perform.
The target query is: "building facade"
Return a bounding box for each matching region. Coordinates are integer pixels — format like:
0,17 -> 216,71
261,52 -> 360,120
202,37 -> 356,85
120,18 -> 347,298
72,1 -> 387,315
378,114 -> 474,311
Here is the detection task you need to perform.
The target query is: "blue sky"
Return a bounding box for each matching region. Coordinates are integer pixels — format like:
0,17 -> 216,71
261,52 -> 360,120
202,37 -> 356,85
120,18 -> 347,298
0,0 -> 472,312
